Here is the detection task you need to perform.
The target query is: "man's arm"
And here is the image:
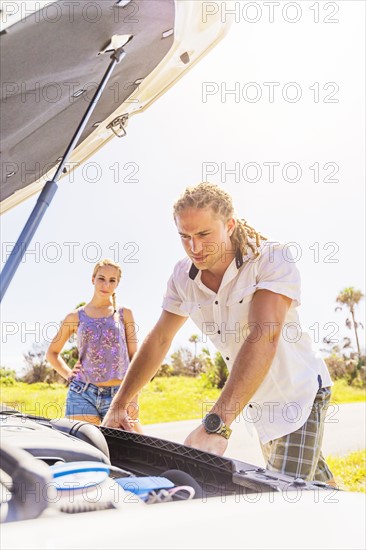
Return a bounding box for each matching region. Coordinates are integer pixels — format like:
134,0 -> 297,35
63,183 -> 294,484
102,310 -> 187,429
184,289 -> 292,454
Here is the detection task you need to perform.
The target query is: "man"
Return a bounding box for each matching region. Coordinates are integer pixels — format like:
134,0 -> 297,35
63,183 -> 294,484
103,182 -> 334,483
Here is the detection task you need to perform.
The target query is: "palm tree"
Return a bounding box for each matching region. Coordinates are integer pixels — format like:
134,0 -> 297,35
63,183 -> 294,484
189,334 -> 200,373
335,287 -> 364,358
189,334 -> 200,359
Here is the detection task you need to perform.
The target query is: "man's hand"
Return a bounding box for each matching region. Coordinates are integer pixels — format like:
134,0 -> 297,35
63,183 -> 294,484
184,425 -> 229,456
102,407 -> 137,432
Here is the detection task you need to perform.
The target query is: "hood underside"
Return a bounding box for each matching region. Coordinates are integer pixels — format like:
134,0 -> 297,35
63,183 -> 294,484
0,0 -> 175,207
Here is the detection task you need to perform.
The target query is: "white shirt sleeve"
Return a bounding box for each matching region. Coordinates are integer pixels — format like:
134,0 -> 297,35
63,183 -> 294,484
162,273 -> 190,317
255,243 -> 301,307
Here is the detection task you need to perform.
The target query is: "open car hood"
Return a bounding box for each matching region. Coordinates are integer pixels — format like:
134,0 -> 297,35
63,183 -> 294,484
0,0 -> 231,213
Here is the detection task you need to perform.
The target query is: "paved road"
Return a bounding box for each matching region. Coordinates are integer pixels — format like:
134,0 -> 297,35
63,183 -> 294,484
144,402 -> 366,465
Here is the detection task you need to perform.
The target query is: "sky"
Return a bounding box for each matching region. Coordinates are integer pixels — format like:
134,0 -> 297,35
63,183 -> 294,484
1,0 -> 365,375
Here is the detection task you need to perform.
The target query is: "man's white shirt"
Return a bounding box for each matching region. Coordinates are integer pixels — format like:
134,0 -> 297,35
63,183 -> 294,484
162,242 -> 332,444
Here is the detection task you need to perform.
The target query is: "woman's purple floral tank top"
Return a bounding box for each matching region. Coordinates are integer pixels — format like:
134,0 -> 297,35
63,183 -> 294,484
75,307 -> 130,384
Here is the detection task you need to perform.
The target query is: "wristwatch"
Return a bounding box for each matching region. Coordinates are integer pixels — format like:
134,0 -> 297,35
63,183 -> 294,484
202,413 -> 232,439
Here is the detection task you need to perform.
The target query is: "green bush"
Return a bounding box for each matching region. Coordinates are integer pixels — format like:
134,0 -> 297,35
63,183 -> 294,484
60,346 -> 79,370
21,343 -> 65,385
22,364 -> 64,385
155,363 -> 174,378
0,367 -> 17,386
200,352 -> 229,389
169,347 -> 207,376
0,376 -> 16,386
325,353 -> 365,388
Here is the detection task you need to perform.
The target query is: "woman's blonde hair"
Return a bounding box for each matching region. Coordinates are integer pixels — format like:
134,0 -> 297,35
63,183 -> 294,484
92,258 -> 122,312
173,182 -> 267,257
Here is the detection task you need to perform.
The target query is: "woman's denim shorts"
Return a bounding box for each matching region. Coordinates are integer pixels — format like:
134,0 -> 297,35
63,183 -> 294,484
65,379 -> 120,420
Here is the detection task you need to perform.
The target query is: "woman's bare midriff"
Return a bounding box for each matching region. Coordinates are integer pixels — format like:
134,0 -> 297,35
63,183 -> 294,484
95,378 -> 122,387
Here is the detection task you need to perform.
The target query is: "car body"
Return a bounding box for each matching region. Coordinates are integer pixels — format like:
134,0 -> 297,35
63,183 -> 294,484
1,407 -> 365,550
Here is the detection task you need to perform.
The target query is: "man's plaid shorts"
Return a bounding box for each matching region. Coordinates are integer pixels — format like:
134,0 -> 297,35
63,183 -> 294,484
260,387 -> 334,482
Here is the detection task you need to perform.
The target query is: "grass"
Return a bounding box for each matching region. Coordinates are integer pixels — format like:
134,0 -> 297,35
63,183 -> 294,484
0,377 -> 221,422
329,378 -> 366,404
1,381 -> 68,418
327,450 -> 366,492
139,377 -> 220,424
0,377 -> 364,422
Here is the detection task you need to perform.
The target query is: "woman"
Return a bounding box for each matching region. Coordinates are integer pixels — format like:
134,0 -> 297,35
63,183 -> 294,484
47,258 -> 141,429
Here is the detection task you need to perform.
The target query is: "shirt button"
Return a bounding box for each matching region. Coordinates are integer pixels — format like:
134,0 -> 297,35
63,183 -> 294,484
217,330 -> 221,334
215,301 -> 218,305
226,357 -> 230,361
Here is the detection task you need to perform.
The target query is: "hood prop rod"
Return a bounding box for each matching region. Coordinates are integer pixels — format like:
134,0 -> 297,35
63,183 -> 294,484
0,47 -> 126,302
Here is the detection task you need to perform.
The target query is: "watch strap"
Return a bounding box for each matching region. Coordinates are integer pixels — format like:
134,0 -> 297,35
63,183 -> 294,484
217,424 -> 232,439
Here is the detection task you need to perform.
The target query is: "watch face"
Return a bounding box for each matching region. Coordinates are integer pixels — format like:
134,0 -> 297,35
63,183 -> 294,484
204,413 -> 222,433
